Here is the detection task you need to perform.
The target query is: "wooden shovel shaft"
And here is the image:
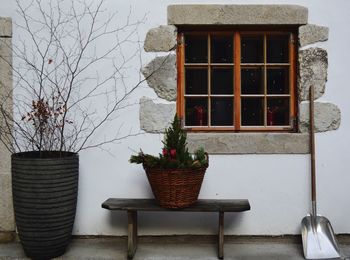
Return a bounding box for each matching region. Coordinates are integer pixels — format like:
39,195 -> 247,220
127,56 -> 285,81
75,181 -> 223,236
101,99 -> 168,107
310,86 -> 317,208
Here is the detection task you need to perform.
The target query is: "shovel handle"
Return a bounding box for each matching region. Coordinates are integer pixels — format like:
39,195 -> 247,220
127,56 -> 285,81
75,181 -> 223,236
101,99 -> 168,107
310,86 -> 316,205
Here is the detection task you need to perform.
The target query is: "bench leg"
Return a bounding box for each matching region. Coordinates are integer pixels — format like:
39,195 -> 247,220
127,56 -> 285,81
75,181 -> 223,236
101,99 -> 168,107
127,210 -> 138,259
218,211 -> 224,259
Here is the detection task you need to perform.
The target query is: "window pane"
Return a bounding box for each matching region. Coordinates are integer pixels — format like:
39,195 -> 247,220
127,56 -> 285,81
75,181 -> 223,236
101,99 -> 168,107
267,68 -> 289,94
267,98 -> 290,126
185,68 -> 208,94
241,36 -> 263,63
241,67 -> 264,94
267,35 -> 289,63
185,35 -> 208,63
241,98 -> 264,126
211,35 -> 233,63
211,98 -> 233,126
211,67 -> 233,94
185,98 -> 208,126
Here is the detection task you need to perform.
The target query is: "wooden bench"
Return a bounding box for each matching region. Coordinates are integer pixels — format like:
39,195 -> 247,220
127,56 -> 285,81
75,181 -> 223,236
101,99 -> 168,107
102,198 -> 250,259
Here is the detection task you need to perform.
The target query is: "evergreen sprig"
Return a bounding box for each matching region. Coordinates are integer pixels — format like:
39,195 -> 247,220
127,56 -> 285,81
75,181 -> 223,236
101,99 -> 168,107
130,115 -> 208,169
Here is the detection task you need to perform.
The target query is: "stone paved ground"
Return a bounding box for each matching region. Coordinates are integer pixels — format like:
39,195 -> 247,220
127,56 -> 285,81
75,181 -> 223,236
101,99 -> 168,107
1,236 -> 350,260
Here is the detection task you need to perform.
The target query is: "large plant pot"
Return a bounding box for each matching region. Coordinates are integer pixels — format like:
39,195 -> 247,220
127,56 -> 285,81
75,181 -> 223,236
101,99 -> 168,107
144,167 -> 206,209
12,151 -> 79,260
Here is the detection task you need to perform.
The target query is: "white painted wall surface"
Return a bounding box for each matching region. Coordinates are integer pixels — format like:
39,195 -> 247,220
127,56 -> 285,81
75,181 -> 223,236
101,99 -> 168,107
1,0 -> 350,235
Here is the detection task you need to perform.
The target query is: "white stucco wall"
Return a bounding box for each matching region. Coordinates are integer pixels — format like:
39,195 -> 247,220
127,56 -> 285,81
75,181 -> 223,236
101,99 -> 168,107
1,0 -> 349,236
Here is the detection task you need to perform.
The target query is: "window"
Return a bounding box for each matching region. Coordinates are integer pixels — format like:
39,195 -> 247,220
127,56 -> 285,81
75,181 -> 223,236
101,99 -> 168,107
176,30 -> 297,131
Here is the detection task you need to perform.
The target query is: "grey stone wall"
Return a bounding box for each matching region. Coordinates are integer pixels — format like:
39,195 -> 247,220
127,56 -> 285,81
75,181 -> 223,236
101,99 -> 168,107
0,17 -> 12,37
168,5 -> 308,25
298,24 -> 329,47
187,133 -> 309,154
299,102 -> 341,133
138,5 -> 341,154
139,97 -> 176,133
298,48 -> 328,101
144,25 -> 177,52
141,54 -> 177,101
0,17 -> 14,235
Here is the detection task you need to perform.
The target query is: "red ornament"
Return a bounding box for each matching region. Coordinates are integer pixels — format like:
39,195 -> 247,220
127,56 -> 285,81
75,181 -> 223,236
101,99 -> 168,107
170,149 -> 176,159
267,107 -> 278,126
162,148 -> 168,157
194,106 -> 205,126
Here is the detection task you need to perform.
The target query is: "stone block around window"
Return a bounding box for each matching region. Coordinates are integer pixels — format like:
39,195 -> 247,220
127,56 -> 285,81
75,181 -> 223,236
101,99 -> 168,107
187,133 -> 309,154
138,4 -> 341,154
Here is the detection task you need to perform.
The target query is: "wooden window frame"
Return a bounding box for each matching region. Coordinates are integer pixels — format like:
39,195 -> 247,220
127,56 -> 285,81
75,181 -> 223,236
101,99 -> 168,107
176,30 -> 297,132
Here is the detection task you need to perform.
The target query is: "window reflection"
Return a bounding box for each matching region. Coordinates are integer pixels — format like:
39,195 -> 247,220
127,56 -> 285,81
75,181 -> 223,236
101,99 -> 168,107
211,35 -> 233,63
241,98 -> 264,126
185,35 -> 208,63
267,98 -> 289,126
267,35 -> 289,63
211,67 -> 233,94
241,36 -> 263,63
185,68 -> 208,95
241,68 -> 264,94
267,68 -> 289,94
211,98 -> 233,126
185,98 -> 208,126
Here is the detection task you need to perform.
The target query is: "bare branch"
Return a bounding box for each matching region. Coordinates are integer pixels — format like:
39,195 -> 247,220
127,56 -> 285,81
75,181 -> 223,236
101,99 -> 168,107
0,0 -> 167,156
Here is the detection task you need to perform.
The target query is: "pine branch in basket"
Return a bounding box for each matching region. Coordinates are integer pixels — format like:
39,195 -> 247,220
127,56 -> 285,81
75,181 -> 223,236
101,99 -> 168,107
129,115 -> 208,169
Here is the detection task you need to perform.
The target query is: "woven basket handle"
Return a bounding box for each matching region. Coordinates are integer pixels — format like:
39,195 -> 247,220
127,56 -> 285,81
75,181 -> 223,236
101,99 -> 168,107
205,152 -> 209,167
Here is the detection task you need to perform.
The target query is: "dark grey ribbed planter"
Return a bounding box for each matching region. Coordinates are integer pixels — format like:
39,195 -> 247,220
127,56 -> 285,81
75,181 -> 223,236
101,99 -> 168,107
12,151 -> 79,260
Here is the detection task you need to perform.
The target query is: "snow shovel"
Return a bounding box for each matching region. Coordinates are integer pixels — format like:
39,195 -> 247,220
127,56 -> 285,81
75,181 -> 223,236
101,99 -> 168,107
301,85 -> 341,259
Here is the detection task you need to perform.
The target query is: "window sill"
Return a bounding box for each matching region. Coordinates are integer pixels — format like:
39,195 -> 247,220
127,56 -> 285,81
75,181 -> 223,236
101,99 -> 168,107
187,133 -> 309,154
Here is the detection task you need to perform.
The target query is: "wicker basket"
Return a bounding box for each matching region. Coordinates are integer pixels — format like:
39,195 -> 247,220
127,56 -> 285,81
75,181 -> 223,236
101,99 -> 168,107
144,167 -> 207,209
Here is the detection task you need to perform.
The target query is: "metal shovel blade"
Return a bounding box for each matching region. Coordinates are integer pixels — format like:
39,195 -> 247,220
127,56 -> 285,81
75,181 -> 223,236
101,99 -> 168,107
301,214 -> 341,259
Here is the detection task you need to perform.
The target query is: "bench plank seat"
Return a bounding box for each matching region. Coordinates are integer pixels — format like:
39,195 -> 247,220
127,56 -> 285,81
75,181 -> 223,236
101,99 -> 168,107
102,198 -> 250,212
102,198 -> 250,259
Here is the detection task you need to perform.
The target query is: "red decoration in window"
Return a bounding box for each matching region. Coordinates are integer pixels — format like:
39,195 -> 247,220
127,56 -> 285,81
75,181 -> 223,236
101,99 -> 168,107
267,107 -> 278,126
194,106 -> 205,126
